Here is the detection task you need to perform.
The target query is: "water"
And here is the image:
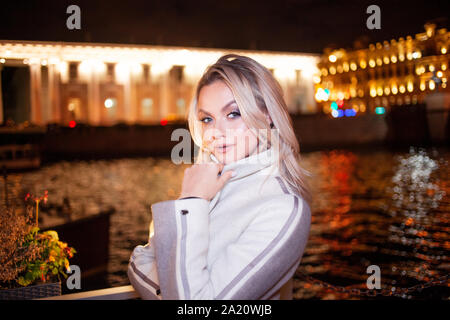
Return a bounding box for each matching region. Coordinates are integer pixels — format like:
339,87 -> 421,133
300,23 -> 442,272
2,146 -> 449,299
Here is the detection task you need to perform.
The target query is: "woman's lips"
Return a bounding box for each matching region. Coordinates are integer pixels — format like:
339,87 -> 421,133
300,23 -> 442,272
214,144 -> 235,154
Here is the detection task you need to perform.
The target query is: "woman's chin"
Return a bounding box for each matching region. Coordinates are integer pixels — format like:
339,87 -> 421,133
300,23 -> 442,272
214,151 -> 245,165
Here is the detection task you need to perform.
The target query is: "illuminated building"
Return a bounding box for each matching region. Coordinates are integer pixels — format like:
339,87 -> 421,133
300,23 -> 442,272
0,40 -> 319,126
314,23 -> 449,118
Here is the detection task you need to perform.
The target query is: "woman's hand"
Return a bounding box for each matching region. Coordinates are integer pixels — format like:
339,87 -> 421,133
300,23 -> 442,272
178,163 -> 234,201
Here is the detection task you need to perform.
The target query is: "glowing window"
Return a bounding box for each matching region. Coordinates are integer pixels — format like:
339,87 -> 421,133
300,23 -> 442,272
176,98 -> 186,116
67,98 -> 82,120
141,98 -> 154,117
104,98 -> 117,118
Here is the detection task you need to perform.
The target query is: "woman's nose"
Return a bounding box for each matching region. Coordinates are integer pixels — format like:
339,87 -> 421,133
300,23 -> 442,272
204,121 -> 227,143
214,119 -> 229,137
204,127 -> 225,143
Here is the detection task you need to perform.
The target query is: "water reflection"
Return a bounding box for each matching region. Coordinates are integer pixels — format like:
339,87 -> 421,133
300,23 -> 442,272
295,146 -> 449,299
384,148 -> 448,296
1,147 -> 449,299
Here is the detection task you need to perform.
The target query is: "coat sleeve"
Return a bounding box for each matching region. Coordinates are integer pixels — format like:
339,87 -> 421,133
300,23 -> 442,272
127,229 -> 162,300
149,195 -> 311,300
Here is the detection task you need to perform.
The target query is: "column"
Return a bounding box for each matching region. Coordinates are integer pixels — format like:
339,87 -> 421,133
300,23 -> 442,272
41,66 -> 49,124
159,72 -> 171,120
48,64 -> 61,124
30,63 -> 43,125
87,70 -> 101,125
303,73 -> 317,114
128,72 -> 140,124
123,72 -> 132,123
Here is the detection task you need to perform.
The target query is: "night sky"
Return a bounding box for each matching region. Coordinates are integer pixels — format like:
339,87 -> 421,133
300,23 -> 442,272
0,0 -> 449,54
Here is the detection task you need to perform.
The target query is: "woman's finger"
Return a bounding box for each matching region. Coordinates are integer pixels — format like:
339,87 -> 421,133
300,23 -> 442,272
215,163 -> 224,175
217,170 -> 234,188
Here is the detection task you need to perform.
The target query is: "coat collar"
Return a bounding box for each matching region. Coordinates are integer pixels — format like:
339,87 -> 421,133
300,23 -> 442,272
209,148 -> 278,210
221,147 -> 278,182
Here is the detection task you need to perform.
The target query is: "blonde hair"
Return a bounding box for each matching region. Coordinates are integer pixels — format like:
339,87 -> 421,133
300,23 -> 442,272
188,54 -> 312,206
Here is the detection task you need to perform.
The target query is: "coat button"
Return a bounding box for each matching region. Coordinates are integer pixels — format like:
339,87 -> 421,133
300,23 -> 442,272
181,209 -> 189,215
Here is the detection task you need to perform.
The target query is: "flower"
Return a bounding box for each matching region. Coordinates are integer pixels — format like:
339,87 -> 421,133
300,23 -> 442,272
48,250 -> 57,262
58,241 -> 67,249
43,190 -> 48,204
64,246 -> 74,258
64,259 -> 70,272
1,190 -> 76,289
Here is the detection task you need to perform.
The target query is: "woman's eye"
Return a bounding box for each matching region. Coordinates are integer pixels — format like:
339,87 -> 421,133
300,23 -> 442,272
227,111 -> 241,119
200,117 -> 212,124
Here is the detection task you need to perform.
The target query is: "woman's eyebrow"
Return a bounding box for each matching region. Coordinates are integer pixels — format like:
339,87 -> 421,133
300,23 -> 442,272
220,100 -> 237,112
198,100 -> 236,116
197,108 -> 211,116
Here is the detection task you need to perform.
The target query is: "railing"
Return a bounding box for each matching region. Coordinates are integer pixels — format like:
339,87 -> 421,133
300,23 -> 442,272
39,285 -> 139,300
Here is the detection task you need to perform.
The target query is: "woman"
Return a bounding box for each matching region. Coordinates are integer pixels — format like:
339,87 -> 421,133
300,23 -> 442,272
128,54 -> 312,300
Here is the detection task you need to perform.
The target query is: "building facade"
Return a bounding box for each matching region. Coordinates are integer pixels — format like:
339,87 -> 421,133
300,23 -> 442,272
0,41 -> 319,127
315,23 -> 449,117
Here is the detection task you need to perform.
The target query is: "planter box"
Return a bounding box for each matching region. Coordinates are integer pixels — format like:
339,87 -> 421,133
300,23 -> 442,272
0,281 -> 61,300
41,208 -> 114,285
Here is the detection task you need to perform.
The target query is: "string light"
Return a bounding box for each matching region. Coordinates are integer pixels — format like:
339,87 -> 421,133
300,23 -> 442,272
429,80 -> 435,90
420,81 -> 426,91
343,62 -> 349,72
377,87 -> 383,96
392,84 -> 398,95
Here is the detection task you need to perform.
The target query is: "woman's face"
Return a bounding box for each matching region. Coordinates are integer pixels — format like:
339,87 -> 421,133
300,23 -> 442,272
197,80 -> 259,164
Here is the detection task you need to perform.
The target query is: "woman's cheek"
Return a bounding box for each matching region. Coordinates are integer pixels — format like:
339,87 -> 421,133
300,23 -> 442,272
233,129 -> 258,156
230,118 -> 249,130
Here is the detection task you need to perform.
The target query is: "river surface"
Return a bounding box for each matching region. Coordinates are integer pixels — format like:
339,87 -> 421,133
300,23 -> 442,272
2,146 -> 449,299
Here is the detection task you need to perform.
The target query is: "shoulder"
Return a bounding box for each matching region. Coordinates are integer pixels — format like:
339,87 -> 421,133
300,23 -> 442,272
253,175 -> 311,230
241,177 -> 311,265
